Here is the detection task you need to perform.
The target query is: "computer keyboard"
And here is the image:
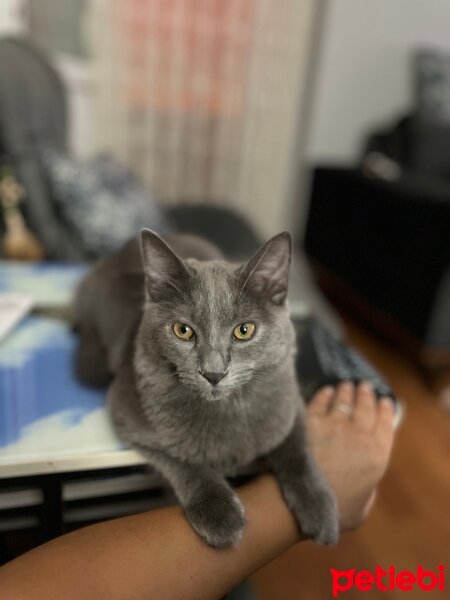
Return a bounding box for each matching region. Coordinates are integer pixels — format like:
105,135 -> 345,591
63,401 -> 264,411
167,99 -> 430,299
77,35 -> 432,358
294,317 -> 403,428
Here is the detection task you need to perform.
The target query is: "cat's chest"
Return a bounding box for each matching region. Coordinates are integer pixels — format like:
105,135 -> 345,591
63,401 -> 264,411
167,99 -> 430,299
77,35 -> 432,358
141,383 -> 298,471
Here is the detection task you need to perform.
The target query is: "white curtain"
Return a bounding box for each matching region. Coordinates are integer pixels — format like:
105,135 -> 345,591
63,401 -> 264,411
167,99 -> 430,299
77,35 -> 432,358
88,0 -> 318,236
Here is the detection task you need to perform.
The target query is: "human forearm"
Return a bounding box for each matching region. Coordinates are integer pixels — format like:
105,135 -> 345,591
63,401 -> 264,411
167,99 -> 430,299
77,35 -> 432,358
0,475 -> 300,600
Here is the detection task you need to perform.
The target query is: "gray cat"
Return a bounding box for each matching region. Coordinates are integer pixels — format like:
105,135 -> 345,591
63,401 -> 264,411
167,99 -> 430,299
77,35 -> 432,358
74,230 -> 339,548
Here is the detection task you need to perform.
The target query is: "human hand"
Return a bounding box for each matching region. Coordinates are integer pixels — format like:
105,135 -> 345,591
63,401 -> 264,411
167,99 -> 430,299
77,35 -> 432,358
307,382 -> 396,531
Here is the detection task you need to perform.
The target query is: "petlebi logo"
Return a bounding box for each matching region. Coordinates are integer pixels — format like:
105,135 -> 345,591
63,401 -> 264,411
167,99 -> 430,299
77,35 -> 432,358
331,565 -> 445,597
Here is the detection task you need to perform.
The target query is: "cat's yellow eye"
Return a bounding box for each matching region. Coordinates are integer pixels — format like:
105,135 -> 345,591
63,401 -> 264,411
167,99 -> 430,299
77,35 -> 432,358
173,323 -> 195,340
233,322 -> 255,341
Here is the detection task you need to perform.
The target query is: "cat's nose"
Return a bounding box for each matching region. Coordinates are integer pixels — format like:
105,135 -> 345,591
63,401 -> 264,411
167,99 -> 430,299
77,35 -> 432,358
200,370 -> 228,386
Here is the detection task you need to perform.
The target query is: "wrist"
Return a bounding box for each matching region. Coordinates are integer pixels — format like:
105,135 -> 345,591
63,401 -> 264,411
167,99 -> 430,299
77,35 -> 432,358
238,475 -> 303,551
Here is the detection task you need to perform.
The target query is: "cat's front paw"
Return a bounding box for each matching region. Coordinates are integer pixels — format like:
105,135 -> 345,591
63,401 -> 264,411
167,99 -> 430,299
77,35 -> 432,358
185,489 -> 246,548
285,480 -> 339,545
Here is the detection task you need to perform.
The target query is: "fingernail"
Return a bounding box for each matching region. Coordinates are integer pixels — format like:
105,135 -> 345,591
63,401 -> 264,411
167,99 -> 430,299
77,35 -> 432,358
321,385 -> 335,395
359,381 -> 373,393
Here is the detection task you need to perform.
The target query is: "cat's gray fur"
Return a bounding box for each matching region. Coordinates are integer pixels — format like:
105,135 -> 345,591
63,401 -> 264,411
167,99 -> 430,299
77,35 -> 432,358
74,231 -> 339,547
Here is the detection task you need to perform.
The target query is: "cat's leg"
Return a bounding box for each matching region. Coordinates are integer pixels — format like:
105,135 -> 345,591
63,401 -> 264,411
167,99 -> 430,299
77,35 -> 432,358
266,415 -> 339,545
135,445 -> 247,548
108,365 -> 246,548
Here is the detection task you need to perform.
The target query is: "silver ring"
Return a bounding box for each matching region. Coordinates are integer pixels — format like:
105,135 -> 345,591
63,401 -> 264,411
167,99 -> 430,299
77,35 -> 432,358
334,403 -> 352,415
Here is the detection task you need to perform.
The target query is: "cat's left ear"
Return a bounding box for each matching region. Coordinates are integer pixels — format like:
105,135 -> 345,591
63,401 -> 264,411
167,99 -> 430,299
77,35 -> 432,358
239,232 -> 292,305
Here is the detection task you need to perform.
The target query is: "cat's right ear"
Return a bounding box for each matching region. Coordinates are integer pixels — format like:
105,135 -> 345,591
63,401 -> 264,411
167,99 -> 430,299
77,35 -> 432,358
238,232 -> 292,305
140,229 -> 189,301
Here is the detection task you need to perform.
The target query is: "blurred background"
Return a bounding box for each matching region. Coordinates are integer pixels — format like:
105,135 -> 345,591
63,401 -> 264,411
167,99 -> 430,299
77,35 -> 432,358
0,1 -> 449,598
1,0 -> 316,237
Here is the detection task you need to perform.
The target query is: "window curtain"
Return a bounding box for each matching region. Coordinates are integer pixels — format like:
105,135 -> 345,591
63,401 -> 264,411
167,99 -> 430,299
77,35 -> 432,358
88,0 -> 318,235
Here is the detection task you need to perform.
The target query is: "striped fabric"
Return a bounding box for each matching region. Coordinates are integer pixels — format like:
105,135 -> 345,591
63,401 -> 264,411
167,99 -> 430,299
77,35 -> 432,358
88,0 -> 318,236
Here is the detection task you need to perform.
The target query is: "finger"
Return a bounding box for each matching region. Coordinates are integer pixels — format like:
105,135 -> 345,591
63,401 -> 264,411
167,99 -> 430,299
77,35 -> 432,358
308,386 -> 335,416
330,381 -> 355,419
354,381 -> 377,430
376,397 -> 395,437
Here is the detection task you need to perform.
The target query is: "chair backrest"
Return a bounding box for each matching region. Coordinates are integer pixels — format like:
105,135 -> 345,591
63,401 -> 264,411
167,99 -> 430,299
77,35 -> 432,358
0,37 -> 86,260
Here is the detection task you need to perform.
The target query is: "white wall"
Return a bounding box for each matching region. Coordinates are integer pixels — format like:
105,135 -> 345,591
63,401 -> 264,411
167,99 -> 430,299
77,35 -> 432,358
0,0 -> 27,34
307,0 -> 450,165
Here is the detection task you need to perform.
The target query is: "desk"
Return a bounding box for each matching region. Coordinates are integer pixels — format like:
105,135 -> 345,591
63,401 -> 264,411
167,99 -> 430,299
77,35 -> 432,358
0,262 -> 396,548
0,314 -> 146,479
0,262 -> 311,480
0,262 -> 311,544
0,264 -> 153,546
0,263 -> 144,480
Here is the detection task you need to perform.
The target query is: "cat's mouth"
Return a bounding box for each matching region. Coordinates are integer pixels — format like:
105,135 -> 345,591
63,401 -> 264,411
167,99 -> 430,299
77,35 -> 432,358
203,384 -> 233,402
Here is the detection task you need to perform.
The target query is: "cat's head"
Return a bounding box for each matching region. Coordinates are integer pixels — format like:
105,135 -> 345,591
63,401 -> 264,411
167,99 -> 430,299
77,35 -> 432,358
137,229 -> 295,401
